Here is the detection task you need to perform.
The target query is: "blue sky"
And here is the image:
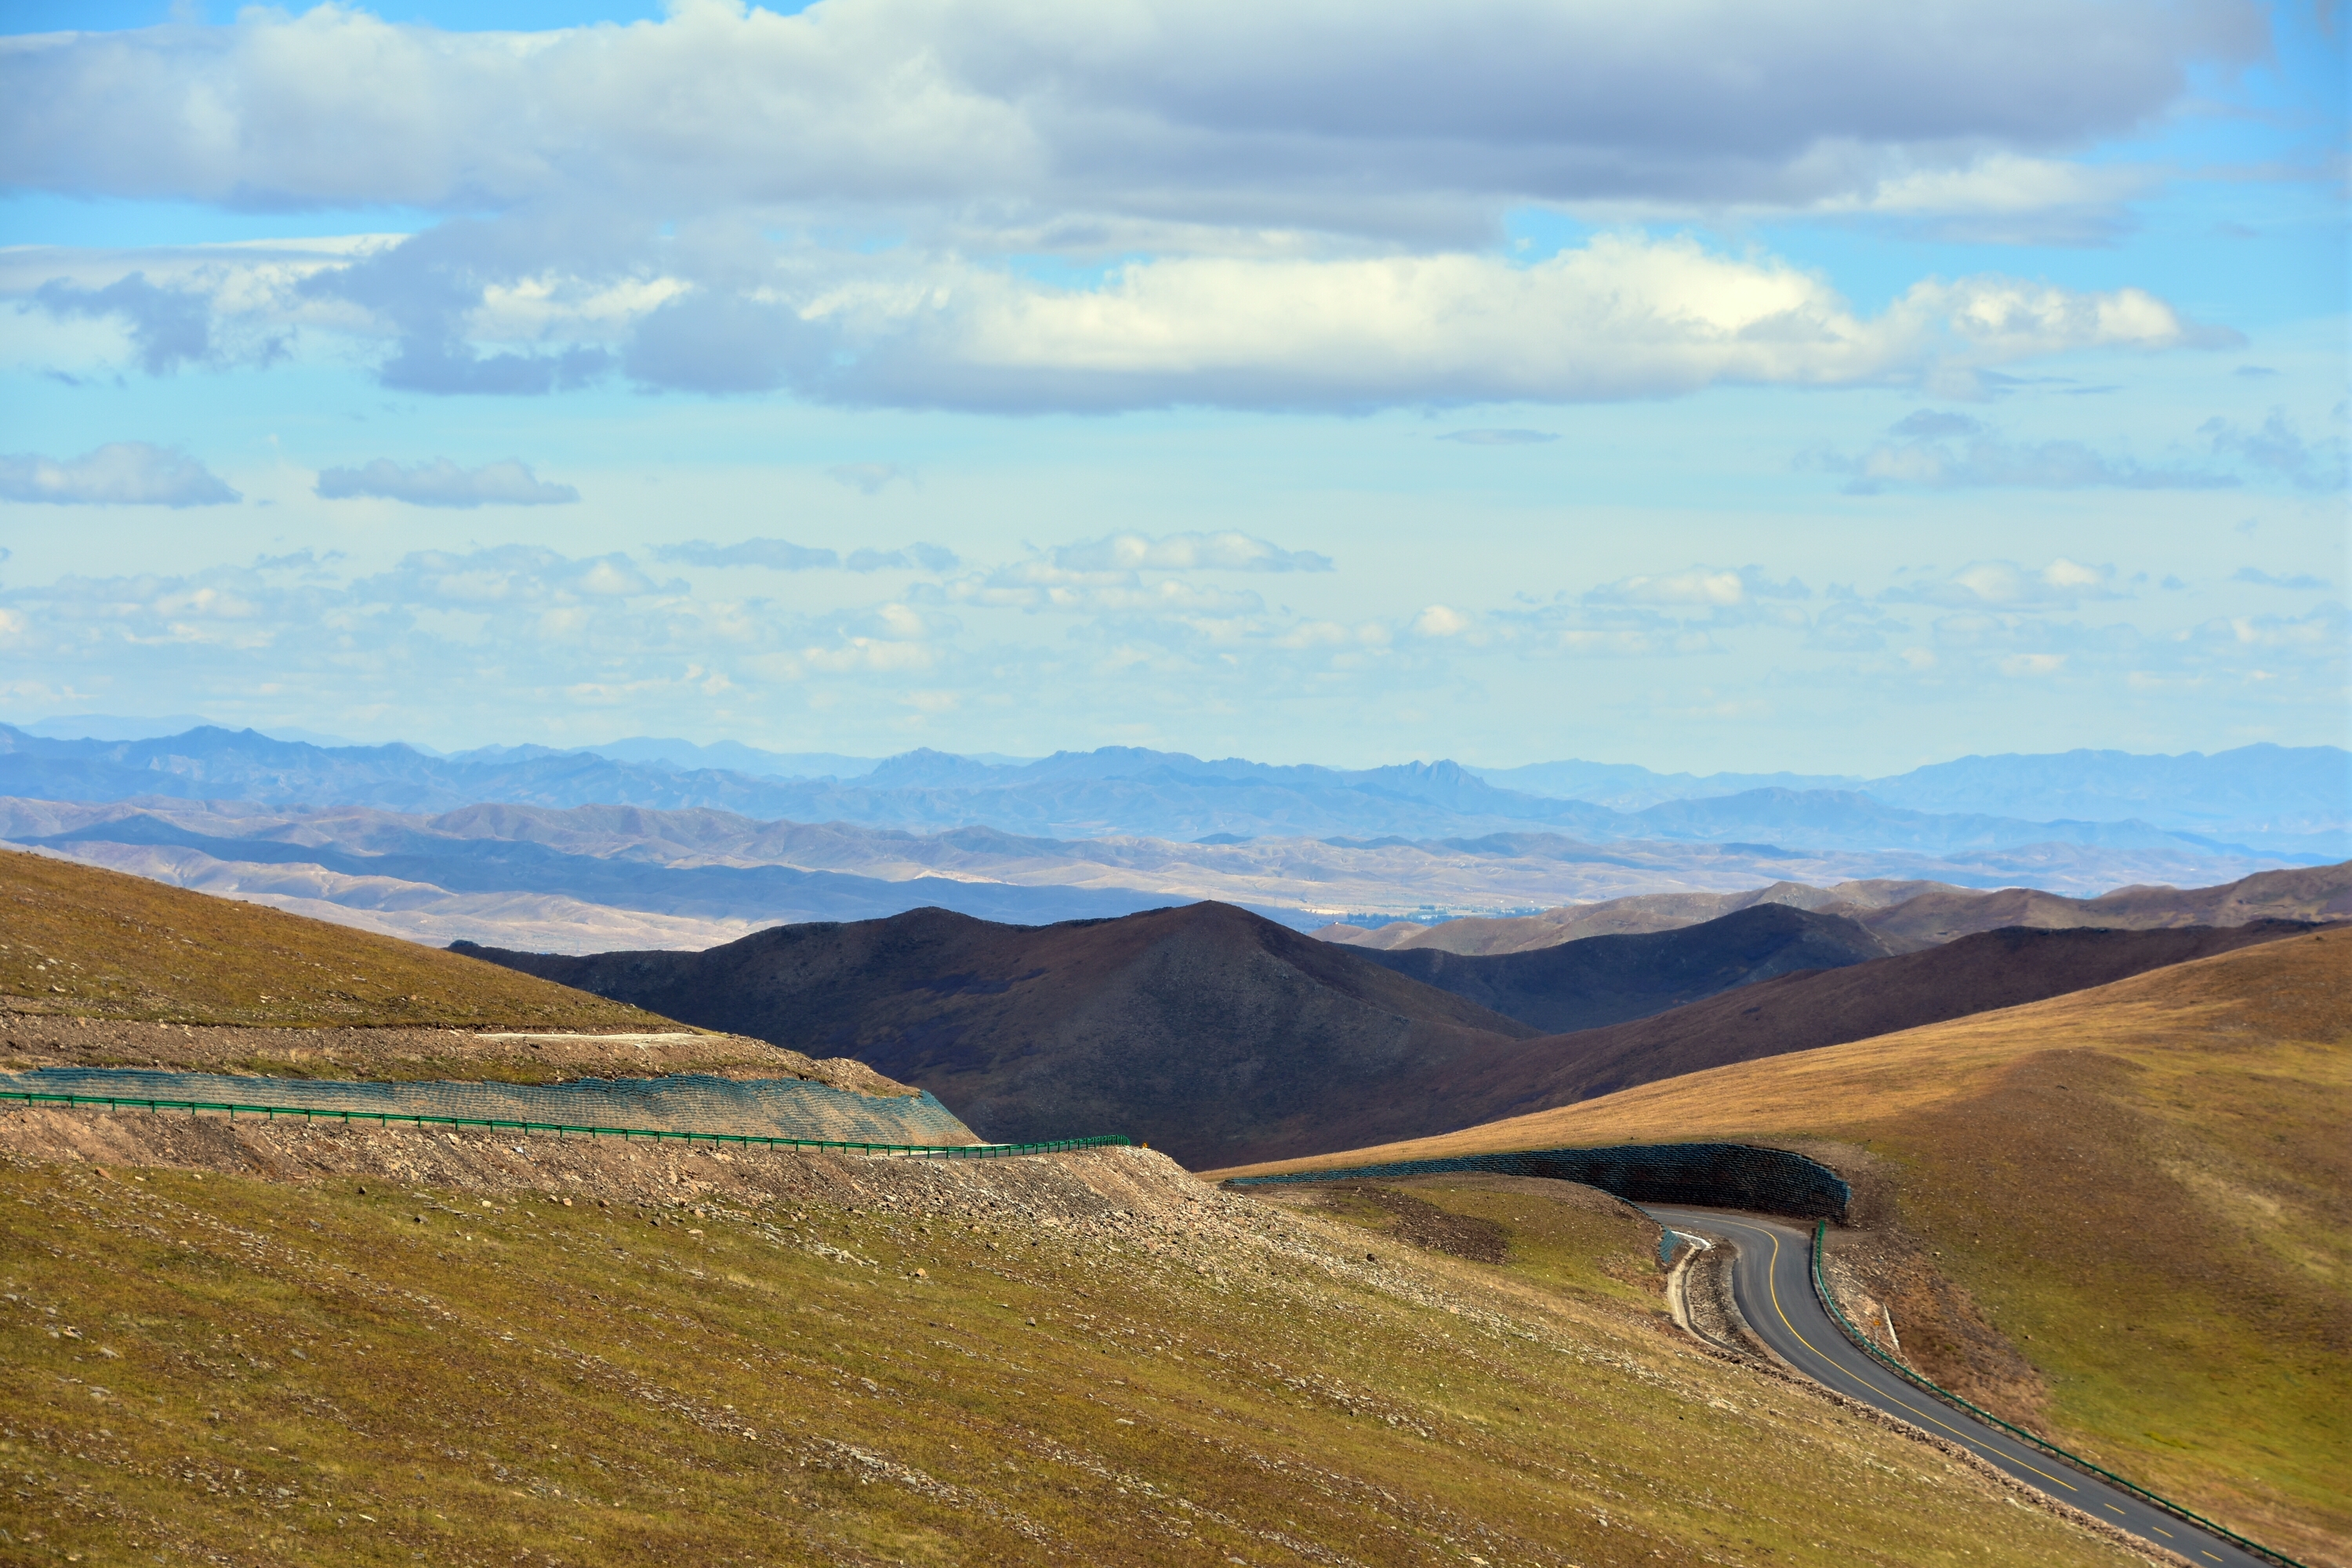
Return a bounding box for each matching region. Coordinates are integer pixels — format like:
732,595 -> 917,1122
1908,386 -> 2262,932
0,0 -> 2343,772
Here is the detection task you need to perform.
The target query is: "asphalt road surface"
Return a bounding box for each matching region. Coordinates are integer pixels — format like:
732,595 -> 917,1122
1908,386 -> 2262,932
1641,1206 -> 2274,1568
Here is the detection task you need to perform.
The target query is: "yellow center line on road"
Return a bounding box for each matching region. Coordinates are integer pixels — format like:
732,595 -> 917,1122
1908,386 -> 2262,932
1728,1219 -> 2080,1494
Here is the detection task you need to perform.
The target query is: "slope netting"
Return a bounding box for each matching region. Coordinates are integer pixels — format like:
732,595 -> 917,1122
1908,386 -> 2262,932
0,1067 -> 979,1147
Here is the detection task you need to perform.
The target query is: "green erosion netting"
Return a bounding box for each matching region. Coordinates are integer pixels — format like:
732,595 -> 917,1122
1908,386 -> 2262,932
1229,1142 -> 1852,1219
0,1067 -> 979,1146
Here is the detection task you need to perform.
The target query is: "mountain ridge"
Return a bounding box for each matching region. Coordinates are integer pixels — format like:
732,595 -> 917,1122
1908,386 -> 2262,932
4,724 -> 2337,857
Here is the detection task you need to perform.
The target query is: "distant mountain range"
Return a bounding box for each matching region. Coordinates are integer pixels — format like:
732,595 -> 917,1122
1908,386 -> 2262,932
3,797 -> 2335,956
1,725 -> 2341,858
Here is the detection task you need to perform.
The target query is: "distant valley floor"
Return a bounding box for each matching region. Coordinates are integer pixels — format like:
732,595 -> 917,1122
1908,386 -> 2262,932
4,794 -> 2333,954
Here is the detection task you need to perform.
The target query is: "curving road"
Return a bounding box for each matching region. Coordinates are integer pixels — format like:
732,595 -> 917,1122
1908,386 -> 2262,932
1640,1206 -> 2271,1568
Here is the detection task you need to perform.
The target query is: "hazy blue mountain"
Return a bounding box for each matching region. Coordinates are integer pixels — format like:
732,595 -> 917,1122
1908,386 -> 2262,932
1469,759 -> 1863,809
18,713 -> 372,747
0,724 -> 2337,860
579,736 -> 883,779
1471,743 -> 2347,850
1860,746 -> 2350,838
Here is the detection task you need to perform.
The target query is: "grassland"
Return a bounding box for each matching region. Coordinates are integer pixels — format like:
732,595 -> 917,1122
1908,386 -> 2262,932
0,1123 -> 2160,1568
1216,931 -> 2352,1565
0,848 -> 672,1030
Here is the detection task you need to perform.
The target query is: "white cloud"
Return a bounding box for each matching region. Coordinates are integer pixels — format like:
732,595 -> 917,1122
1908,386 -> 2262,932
1819,410 -> 2238,492
0,441 -> 239,506
2230,567 -> 2331,590
2,0 -> 2259,226
1586,566 -> 1810,608
653,538 -> 958,573
1886,558 -> 2130,608
314,457 -> 579,508
5,233 -> 2234,413
0,2 -> 2259,412
1051,532 -> 1333,573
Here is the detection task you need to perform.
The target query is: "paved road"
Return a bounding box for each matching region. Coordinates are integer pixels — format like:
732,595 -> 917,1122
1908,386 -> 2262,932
1641,1206 -> 2273,1568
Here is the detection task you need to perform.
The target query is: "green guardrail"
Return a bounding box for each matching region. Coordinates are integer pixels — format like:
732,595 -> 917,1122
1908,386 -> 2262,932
0,1087 -> 1130,1160
1809,1221 -> 2306,1568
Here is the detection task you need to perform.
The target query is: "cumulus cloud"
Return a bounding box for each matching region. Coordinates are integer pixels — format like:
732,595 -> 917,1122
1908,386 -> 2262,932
314,458 -> 579,508
31,273 -> 216,373
658,539 -> 841,571
652,538 -> 959,574
358,546 -> 665,606
1820,410 -> 2235,492
2231,567 -> 2331,590
0,4 -> 2259,411
5,231 -> 2235,412
1051,533 -> 1333,573
822,244 -> 2228,411
848,544 -> 960,573
1885,558 -> 2130,608
2201,410 -> 2348,492
0,0 -> 2258,227
0,442 -> 239,506
1586,566 -> 1809,608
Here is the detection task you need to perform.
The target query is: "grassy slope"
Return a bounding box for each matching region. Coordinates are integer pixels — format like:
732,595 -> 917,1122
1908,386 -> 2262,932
0,1152 -> 2152,1568
0,848 -> 670,1030
1214,933 -> 2352,1564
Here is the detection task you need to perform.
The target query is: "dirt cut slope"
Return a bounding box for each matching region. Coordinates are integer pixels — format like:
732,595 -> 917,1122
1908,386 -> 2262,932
459,901 -> 1541,1167
1219,931 -> 2352,1566
0,845 -> 672,1032
1352,902 -> 1900,1031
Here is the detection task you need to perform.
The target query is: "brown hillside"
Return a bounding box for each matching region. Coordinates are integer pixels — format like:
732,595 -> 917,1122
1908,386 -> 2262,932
1324,861 -> 2350,956
1351,902 -> 1900,1031
1216,934 -> 2352,1564
0,845 -> 671,1032
1434,917 -> 2319,1116
459,902 -> 1541,1167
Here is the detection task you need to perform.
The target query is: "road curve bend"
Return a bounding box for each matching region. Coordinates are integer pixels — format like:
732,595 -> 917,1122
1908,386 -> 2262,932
1641,1206 -> 2273,1568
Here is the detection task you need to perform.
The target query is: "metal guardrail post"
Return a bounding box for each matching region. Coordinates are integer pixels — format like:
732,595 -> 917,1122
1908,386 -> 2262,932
1806,1222 -> 2306,1568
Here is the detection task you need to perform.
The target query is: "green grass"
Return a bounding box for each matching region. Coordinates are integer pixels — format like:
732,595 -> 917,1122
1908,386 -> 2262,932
0,848 -> 671,1029
0,1152 -> 2160,1567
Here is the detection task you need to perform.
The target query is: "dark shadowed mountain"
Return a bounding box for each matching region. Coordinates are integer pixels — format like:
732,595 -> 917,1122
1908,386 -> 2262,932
455,902 -> 1541,1167
1441,919 -> 2328,1122
452,901 -> 2320,1169
1348,904 -> 1902,1032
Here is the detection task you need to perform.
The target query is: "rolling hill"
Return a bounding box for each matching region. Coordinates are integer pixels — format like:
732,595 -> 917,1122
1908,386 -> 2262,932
1349,902 -> 1900,1031
459,902 -> 1543,1167
1414,918 -> 2322,1116
457,901 -> 2322,1176
1215,933 -> 2352,1564
0,845 -> 669,1031
1323,861 -> 2352,954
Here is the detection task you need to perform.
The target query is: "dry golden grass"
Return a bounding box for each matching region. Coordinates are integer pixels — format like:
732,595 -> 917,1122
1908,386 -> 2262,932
0,849 -> 672,1031
0,1140 -> 2158,1567
1214,933 -> 2352,1564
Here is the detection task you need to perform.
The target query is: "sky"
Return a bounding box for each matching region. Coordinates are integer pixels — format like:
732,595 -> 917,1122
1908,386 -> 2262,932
0,0 -> 2344,773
